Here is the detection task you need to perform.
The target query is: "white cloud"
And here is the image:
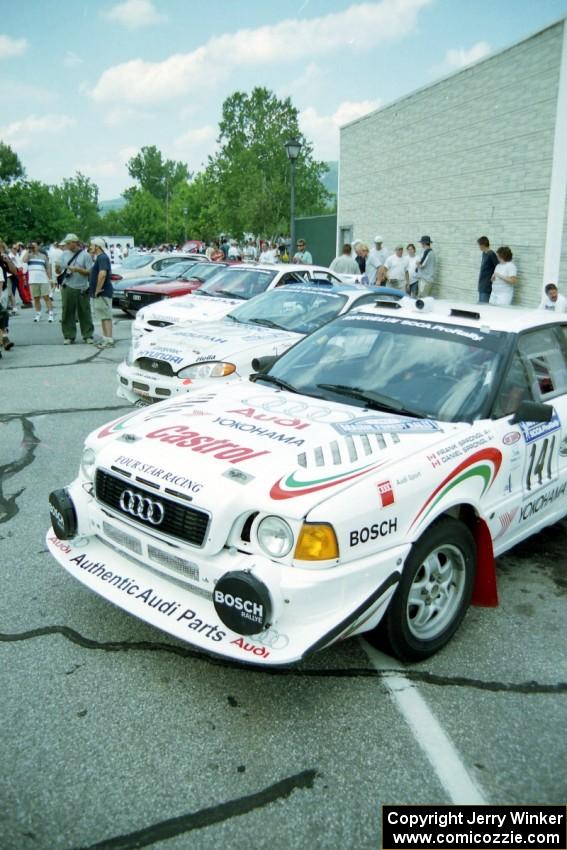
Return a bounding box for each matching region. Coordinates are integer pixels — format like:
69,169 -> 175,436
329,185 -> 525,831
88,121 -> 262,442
444,41 -> 491,70
299,100 -> 380,160
0,34 -> 27,59
173,126 -> 217,170
102,0 -> 168,29
103,106 -> 153,127
280,62 -> 325,98
0,114 -> 76,147
174,125 -> 216,148
63,51 -> 83,68
92,0 -> 432,104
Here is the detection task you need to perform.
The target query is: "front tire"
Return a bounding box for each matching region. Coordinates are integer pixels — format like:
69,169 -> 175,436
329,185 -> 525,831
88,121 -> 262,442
374,517 -> 475,662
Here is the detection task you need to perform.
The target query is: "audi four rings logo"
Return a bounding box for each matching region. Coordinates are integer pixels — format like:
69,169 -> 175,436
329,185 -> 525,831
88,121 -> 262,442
119,490 -> 165,525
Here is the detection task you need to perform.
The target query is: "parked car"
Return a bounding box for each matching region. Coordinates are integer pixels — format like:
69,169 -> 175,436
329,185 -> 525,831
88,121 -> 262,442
112,260 -> 208,309
119,262 -> 231,314
117,283 -> 403,405
131,264 -> 345,338
48,299 -> 567,665
112,252 -> 210,283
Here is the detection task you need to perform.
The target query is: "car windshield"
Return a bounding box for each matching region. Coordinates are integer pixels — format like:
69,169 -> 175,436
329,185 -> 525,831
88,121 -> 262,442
196,268 -> 276,300
160,261 -> 198,278
228,288 -> 348,333
180,263 -> 226,283
119,254 -> 155,269
262,313 -> 508,422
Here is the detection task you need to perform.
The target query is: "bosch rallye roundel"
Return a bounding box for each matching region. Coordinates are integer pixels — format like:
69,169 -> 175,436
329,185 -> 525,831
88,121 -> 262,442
47,298 -> 567,665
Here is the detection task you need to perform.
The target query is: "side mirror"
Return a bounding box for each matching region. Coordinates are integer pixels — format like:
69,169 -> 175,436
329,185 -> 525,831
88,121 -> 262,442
251,355 -> 277,373
510,400 -> 553,424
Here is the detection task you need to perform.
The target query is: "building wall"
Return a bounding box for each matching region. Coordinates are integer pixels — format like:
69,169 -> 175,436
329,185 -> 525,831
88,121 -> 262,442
339,21 -> 566,305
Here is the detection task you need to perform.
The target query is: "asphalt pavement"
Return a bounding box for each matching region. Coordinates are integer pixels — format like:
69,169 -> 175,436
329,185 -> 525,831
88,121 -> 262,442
1,299 -> 566,850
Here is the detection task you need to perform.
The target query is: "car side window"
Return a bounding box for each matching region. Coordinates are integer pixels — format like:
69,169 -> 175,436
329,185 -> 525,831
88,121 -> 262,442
518,327 -> 567,400
492,351 -> 535,418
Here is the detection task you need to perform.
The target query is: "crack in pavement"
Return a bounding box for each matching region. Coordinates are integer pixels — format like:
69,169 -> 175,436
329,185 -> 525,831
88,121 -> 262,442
2,405 -> 129,421
0,416 -> 40,524
1,349 -> 106,369
2,626 -> 566,694
67,769 -> 318,850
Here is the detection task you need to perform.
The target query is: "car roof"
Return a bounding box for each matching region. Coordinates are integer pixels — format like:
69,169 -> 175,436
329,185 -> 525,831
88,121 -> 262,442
223,263 -> 333,273
349,297 -> 562,334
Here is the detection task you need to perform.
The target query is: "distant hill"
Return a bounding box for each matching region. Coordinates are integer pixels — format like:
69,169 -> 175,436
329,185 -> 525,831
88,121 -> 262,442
99,197 -> 126,215
321,161 -> 338,197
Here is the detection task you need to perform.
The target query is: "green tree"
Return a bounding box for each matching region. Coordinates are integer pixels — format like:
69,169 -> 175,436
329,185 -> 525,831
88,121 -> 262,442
0,180 -> 69,243
53,172 -> 101,239
119,189 -> 166,245
126,145 -> 190,202
204,87 -> 330,237
0,141 -> 25,185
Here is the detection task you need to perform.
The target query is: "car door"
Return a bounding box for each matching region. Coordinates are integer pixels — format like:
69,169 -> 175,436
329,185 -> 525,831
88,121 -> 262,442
494,326 -> 567,547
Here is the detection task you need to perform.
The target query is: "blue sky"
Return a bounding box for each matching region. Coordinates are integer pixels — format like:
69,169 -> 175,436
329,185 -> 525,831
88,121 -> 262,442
1,0 -> 567,200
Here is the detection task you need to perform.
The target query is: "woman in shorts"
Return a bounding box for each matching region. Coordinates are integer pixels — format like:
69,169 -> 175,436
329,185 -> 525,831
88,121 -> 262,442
23,241 -> 53,322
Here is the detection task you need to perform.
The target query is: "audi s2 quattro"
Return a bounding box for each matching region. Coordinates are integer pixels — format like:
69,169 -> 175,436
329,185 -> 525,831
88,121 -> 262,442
48,298 -> 567,665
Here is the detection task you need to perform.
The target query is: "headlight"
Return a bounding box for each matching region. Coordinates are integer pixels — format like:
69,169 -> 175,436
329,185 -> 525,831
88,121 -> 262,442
81,447 -> 96,482
178,361 -> 236,379
257,516 -> 294,558
294,523 -> 338,560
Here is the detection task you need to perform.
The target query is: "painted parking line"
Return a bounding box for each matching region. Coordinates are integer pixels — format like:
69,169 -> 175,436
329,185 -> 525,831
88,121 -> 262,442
360,639 -> 487,804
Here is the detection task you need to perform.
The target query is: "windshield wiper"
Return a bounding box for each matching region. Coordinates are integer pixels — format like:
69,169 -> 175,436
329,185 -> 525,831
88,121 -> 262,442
211,289 -> 246,300
315,383 -> 424,417
224,314 -> 242,323
246,318 -> 286,330
250,373 -> 298,393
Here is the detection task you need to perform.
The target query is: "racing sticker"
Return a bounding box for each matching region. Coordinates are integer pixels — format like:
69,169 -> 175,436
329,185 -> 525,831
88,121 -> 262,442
270,460 -> 384,500
493,508 -> 518,541
377,480 -> 395,507
97,410 -> 141,439
519,411 -> 560,444
51,542 -> 226,643
411,447 -> 503,530
333,415 -> 441,436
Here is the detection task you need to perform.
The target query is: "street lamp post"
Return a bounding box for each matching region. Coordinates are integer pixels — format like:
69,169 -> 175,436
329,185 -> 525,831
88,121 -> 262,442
284,138 -> 302,261
183,207 -> 188,243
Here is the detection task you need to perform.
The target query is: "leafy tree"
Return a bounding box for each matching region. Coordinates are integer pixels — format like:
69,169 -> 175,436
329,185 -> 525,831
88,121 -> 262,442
204,87 -> 330,237
0,141 -> 25,185
0,180 -> 69,243
126,145 -> 190,203
119,189 -> 166,245
53,172 -> 101,239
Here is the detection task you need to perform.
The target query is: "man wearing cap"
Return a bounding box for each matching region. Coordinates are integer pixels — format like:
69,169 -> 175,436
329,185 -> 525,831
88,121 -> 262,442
89,238 -> 114,348
60,234 -> 94,344
381,245 -> 409,289
415,236 -> 436,296
367,236 -> 388,286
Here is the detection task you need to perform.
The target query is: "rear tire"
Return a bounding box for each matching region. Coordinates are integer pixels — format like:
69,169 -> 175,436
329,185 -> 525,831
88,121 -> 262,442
372,517 -> 475,662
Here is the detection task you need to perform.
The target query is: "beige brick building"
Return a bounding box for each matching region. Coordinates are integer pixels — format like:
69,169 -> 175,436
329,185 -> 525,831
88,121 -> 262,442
338,18 -> 567,306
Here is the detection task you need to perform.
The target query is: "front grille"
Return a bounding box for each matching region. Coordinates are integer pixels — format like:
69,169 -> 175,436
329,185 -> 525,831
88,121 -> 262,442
95,469 -> 210,547
136,358 -> 174,376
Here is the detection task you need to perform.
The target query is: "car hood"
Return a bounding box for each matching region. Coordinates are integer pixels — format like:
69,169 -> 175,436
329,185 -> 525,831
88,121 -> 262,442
139,294 -> 248,326
90,383 -> 465,520
116,275 -> 170,290
132,320 -> 302,368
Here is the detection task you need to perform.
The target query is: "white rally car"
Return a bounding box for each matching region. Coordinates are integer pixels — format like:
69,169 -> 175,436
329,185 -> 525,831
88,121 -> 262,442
131,263 -> 343,339
48,299 -> 567,666
117,283 -> 403,405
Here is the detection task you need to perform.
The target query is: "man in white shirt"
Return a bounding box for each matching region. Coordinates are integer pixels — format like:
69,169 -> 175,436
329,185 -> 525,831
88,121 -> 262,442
538,283 -> 567,312
366,236 -> 387,285
381,245 -> 409,289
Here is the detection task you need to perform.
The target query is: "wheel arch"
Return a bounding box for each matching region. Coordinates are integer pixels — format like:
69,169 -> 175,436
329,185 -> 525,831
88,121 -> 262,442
441,503 -> 498,607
